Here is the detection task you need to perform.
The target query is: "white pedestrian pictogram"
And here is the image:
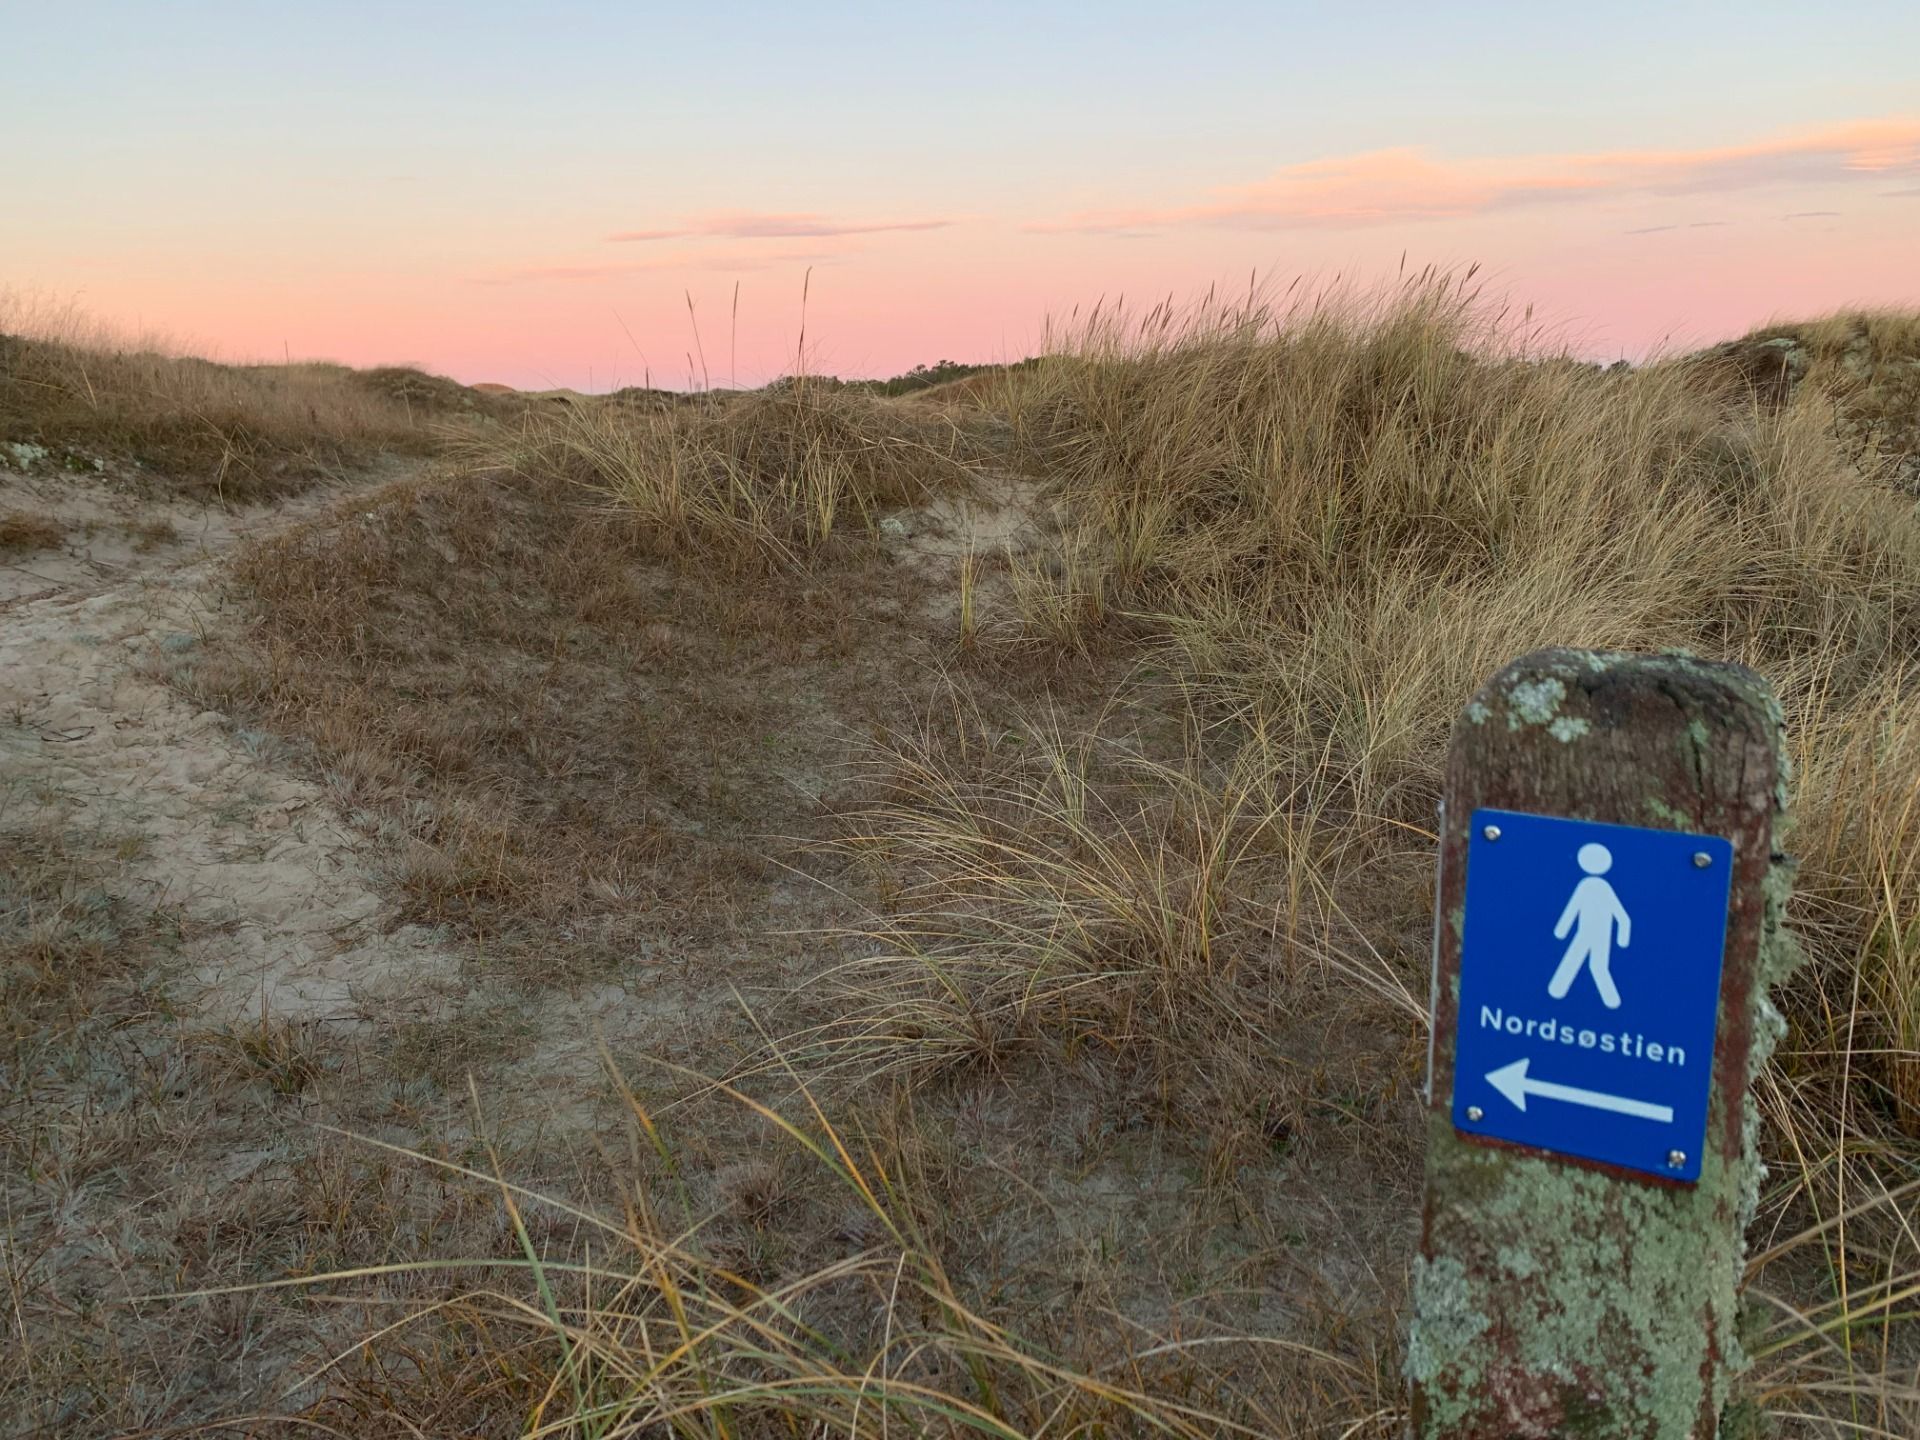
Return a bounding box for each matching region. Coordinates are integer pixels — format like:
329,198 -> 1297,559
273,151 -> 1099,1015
1547,843 -> 1631,1008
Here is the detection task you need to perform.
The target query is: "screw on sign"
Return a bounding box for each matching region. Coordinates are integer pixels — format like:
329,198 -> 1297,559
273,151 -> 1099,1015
1408,649 -> 1795,1440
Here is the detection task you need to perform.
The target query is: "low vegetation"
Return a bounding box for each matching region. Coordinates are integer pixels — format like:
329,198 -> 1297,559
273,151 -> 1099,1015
0,508 -> 66,551
0,802 -> 477,1432
994,279 -> 1920,1128
1752,311 -> 1920,493
479,378 -> 984,564
6,278 -> 1917,1434
849,357 -> 1034,398
0,293 -> 502,499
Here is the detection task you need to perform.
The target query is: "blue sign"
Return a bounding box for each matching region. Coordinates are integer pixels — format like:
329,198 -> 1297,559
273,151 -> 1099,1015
1450,807 -> 1734,1182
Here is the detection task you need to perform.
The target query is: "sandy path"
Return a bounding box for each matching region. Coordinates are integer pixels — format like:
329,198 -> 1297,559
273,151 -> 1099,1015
1,468 -> 460,1027
2,460 -> 1063,1107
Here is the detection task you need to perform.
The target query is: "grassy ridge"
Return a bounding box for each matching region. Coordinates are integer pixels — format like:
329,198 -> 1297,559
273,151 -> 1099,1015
273,282 -> 1920,1432
0,294 -> 502,499
24,280 -> 1912,1434
988,279 -> 1919,1137
546,279 -> 1920,1430
478,380 -> 983,565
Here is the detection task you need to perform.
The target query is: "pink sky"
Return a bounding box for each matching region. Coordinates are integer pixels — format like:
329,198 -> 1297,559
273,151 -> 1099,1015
3,7 -> 1916,389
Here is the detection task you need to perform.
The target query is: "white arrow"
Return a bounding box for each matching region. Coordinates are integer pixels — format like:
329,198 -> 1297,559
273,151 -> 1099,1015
1485,1058 -> 1674,1124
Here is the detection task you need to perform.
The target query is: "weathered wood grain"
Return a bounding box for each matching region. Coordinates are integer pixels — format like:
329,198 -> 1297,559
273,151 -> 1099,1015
1409,648 -> 1792,1439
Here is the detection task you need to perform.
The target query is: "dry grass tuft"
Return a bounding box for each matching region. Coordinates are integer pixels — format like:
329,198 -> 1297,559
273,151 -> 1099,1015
0,814 -> 161,1034
132,276 -> 1920,1434
190,464 -> 742,959
1757,308 -> 1920,353
909,274 -> 1919,1429
1752,311 -> 1920,494
1,293 -> 501,499
223,1062 -> 1401,1439
179,440 -> 1019,980
0,791 -> 569,1435
0,509 -> 66,552
988,276 -> 1920,1137
802,693 -> 1420,1133
477,377 -> 983,564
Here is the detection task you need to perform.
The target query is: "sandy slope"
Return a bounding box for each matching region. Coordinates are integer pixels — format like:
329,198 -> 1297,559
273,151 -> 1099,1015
1,468 -> 460,1027
0,462 -> 1055,1096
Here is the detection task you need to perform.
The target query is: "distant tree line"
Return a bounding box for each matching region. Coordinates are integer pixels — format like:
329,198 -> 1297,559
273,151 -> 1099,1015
607,358 -> 1042,402
844,357 -> 1039,397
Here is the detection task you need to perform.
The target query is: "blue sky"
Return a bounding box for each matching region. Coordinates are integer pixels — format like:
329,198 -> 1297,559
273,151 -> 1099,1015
4,3 -> 1916,386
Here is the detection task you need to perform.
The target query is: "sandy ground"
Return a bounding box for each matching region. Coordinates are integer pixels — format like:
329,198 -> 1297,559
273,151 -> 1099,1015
2,466 -> 464,1028
5,461 -> 1412,1431
2,469 -> 706,1199
1,461 -> 1060,1105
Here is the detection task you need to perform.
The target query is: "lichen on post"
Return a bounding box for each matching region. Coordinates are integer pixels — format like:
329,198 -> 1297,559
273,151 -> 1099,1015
1408,648 -> 1794,1439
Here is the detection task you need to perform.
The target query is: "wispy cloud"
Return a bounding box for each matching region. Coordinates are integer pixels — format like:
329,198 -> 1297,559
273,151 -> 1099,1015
1782,209 -> 1841,219
1030,115 -> 1920,235
608,212 -> 953,242
477,248 -> 839,285
1623,220 -> 1731,234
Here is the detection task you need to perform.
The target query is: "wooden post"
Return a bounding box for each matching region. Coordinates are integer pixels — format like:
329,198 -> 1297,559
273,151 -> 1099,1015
1409,648 -> 1794,1439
